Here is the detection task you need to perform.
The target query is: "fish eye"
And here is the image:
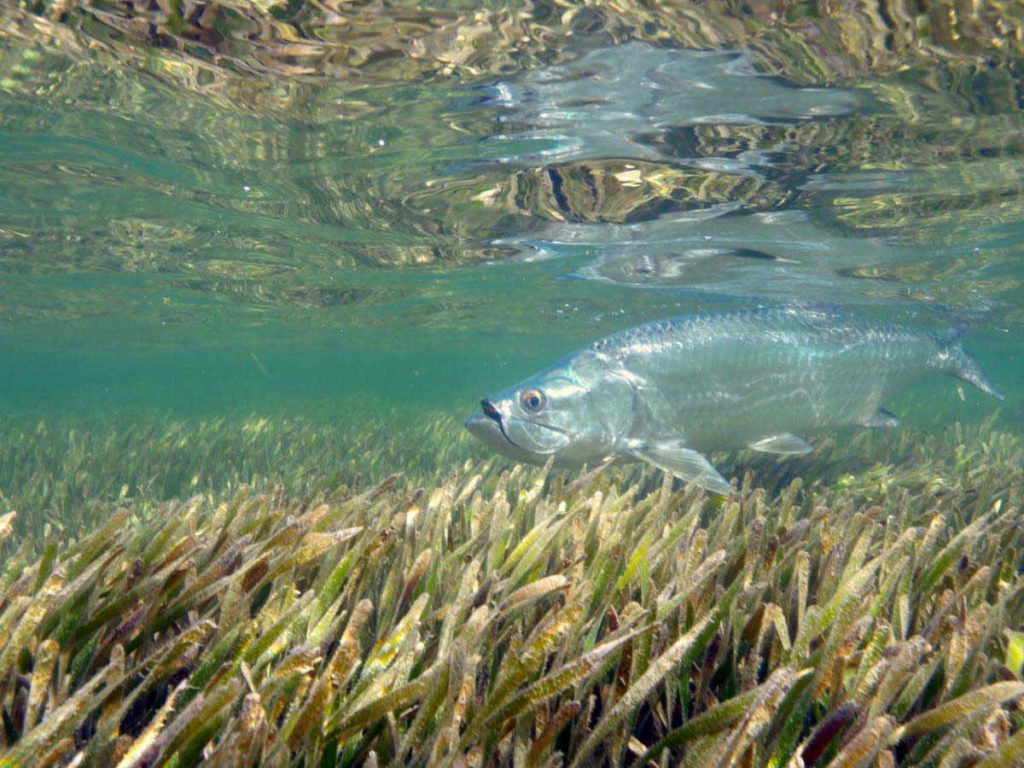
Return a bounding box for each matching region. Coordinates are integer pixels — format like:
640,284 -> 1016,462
520,388 -> 546,413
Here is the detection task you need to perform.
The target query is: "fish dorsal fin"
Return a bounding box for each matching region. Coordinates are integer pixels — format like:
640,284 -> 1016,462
627,441 -> 732,495
860,409 -> 900,429
748,433 -> 813,455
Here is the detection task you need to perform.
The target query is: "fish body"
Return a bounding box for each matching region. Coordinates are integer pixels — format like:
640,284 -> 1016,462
465,307 -> 1004,493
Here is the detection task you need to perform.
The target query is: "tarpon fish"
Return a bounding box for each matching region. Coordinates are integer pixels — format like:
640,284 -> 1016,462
465,307 -> 1004,494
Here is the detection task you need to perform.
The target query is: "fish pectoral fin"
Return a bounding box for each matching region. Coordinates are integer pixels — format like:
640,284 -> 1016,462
860,409 -> 900,429
628,442 -> 732,495
748,433 -> 813,455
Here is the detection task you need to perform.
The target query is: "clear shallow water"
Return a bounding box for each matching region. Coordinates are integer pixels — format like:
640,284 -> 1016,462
1,4 -> 1023,479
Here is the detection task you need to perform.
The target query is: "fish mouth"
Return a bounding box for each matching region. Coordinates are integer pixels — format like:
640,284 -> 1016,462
478,399 -> 570,447
481,398 -> 502,423
466,399 -> 572,462
465,406 -> 542,464
479,398 -> 518,447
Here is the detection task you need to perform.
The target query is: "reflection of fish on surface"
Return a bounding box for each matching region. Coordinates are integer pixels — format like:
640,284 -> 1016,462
499,209 -> 941,303
570,246 -> 799,288
465,307 -> 1005,494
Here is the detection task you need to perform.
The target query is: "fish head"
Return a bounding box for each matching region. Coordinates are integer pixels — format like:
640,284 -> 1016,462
465,352 -> 634,465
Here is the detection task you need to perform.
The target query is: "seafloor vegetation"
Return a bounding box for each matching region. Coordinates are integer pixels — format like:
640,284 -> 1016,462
2,414 -> 1024,766
4,0 -> 1024,765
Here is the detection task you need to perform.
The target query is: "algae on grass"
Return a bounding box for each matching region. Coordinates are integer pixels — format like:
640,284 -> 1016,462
1,416 -> 1023,766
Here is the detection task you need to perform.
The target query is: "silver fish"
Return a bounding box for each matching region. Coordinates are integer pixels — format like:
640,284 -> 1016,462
465,307 -> 1005,494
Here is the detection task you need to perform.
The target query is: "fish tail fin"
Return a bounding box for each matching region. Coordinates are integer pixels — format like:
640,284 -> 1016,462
933,333 -> 1005,401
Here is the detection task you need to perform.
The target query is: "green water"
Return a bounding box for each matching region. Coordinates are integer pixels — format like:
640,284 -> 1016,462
2,1 -> 1023,507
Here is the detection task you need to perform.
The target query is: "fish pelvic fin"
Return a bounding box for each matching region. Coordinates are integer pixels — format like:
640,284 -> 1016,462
627,441 -> 732,495
860,409 -> 901,429
935,341 -> 1005,401
748,433 -> 813,454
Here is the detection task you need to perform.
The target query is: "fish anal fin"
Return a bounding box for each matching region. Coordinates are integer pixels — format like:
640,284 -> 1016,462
628,441 -> 732,495
748,433 -> 813,455
860,409 -> 900,429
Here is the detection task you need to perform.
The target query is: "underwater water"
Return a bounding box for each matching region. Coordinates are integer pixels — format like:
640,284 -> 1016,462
1,1 -> 1023,503
6,5 -> 1024,768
